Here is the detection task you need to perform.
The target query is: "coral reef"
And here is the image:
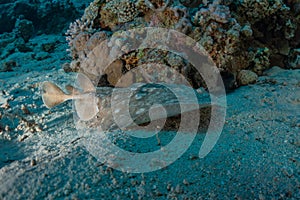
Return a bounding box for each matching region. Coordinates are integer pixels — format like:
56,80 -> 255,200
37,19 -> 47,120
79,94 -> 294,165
101,0 -> 139,27
234,0 -> 300,68
192,1 -> 244,72
0,0 -> 84,35
0,0 -> 90,66
65,0 -> 299,89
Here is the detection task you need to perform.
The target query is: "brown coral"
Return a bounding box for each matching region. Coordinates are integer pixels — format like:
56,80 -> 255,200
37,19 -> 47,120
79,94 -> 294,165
65,0 -> 300,89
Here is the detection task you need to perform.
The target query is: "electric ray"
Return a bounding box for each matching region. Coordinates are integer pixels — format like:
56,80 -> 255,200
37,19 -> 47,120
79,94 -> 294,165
42,73 -> 220,132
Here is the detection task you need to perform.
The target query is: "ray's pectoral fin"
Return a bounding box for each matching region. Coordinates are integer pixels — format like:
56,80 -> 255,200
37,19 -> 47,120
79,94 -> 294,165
75,95 -> 99,121
74,73 -> 99,121
41,81 -> 71,108
76,73 -> 96,93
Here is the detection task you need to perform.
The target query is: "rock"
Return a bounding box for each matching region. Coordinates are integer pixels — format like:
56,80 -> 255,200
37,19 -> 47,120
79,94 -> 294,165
62,63 -> 73,73
288,48 -> 300,69
21,104 -> 30,115
30,159 -> 37,166
253,48 -> 270,75
1,60 -> 17,72
15,18 -> 34,42
183,179 -> 189,185
237,70 -> 258,86
4,125 -> 9,132
241,24 -> 253,37
277,40 -> 290,56
175,184 -> 182,194
0,95 -> 8,106
41,42 -> 56,53
15,38 -> 32,52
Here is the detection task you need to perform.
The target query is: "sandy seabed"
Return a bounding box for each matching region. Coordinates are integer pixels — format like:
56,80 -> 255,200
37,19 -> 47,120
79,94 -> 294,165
0,34 -> 299,199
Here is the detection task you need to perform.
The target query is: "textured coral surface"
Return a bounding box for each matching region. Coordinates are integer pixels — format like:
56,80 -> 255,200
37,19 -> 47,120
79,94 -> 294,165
65,0 -> 300,90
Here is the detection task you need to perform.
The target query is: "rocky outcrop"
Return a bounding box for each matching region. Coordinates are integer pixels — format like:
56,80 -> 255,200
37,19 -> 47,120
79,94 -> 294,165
65,0 -> 300,89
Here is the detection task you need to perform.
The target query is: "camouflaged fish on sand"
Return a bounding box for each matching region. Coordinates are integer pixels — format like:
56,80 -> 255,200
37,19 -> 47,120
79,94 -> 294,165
42,73 -> 215,132
75,82 -> 213,132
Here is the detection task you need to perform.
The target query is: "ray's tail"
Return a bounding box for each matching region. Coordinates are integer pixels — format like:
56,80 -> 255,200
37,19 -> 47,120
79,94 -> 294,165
41,73 -> 99,121
41,82 -> 70,108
